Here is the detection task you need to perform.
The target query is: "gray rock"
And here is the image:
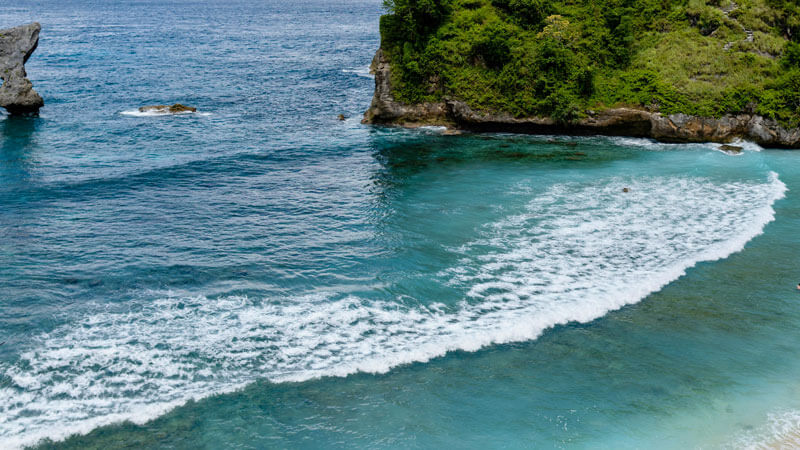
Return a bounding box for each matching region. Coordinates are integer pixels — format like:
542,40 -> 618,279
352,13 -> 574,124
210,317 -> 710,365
362,49 -> 449,126
746,116 -> 776,143
0,23 -> 44,115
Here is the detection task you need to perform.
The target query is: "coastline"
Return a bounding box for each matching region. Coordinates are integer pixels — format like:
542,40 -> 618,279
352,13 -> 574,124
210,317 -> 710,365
363,49 -> 800,149
6,0 -> 800,444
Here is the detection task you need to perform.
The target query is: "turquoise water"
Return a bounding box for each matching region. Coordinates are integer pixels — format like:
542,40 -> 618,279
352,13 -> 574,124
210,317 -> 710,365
2,1 -> 800,448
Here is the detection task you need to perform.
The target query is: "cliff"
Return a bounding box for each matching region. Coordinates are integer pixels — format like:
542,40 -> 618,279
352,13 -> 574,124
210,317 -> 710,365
364,49 -> 800,147
363,0 -> 800,147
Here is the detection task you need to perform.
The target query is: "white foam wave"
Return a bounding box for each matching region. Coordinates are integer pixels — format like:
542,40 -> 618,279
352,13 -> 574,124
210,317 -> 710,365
415,125 -> 449,134
713,140 -> 763,156
608,136 -> 764,154
120,109 -> 211,117
607,136 -> 667,149
731,139 -> 764,152
0,172 -> 786,448
727,410 -> 800,449
342,66 -> 373,78
608,136 -> 730,152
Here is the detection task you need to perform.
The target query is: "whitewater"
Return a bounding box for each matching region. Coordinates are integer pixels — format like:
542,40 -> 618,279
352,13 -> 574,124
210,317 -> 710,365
0,170 -> 786,448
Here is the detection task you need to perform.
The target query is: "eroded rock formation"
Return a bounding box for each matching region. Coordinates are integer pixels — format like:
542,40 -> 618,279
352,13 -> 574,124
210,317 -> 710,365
0,23 -> 44,115
363,49 -> 800,148
362,49 -> 449,126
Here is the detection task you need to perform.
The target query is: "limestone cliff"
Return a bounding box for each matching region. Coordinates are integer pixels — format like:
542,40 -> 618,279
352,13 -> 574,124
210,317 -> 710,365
363,49 -> 800,148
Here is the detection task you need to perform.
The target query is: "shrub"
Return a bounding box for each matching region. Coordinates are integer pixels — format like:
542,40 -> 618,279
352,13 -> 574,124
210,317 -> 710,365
491,0 -> 550,28
686,0 -> 725,36
782,41 -> 800,68
469,20 -> 515,68
382,0 -> 454,43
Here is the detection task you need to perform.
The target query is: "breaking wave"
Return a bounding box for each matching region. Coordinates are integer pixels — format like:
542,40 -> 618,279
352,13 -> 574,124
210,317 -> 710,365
0,172 -> 786,448
727,410 -> 800,449
342,66 -> 373,78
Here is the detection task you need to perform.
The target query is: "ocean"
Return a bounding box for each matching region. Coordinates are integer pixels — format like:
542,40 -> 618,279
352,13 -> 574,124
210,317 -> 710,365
2,1 -> 800,448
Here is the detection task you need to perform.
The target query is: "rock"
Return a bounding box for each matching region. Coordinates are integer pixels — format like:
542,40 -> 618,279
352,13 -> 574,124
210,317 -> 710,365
719,144 -> 743,154
0,23 -> 44,115
338,114 -> 346,121
138,103 -> 197,114
362,49 -> 449,126
362,47 -> 800,148
623,187 -> 630,193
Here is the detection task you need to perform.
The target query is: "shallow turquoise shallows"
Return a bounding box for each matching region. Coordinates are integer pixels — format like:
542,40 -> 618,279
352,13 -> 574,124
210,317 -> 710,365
3,1 -> 800,448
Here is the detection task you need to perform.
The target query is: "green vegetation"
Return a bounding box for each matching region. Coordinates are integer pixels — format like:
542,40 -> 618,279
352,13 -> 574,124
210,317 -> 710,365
379,0 -> 800,125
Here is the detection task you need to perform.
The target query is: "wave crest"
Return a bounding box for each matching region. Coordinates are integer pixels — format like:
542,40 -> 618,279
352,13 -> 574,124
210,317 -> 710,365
0,172 -> 786,448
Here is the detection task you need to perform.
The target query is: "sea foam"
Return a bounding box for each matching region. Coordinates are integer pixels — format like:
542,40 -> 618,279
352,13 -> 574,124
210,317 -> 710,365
0,172 -> 786,448
342,66 -> 373,78
727,410 -> 800,449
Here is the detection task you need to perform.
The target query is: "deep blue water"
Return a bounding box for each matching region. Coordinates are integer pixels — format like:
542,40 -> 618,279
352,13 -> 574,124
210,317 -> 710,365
3,1 -> 800,448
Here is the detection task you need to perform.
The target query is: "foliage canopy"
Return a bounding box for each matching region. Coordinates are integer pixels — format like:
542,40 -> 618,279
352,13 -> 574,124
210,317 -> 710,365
380,0 -> 800,125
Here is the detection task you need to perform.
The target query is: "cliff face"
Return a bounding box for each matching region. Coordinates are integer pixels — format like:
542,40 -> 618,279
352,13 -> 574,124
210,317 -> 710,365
0,23 -> 44,115
363,49 -> 800,148
362,49 -> 449,126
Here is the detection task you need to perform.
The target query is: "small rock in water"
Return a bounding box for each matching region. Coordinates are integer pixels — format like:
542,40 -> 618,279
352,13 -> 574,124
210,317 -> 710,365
138,103 -> 197,114
338,114 -> 346,121
623,187 -> 630,193
719,144 -> 743,154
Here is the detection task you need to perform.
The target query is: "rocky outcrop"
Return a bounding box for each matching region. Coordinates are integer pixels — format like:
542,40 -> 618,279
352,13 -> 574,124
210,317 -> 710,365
448,101 -> 800,147
362,49 -> 449,126
0,23 -> 44,115
648,113 -> 800,147
446,101 -> 655,138
362,49 -> 800,148
138,104 -> 197,114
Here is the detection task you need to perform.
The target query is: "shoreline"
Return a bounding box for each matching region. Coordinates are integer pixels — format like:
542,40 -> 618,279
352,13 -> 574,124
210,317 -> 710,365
362,49 -> 800,149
